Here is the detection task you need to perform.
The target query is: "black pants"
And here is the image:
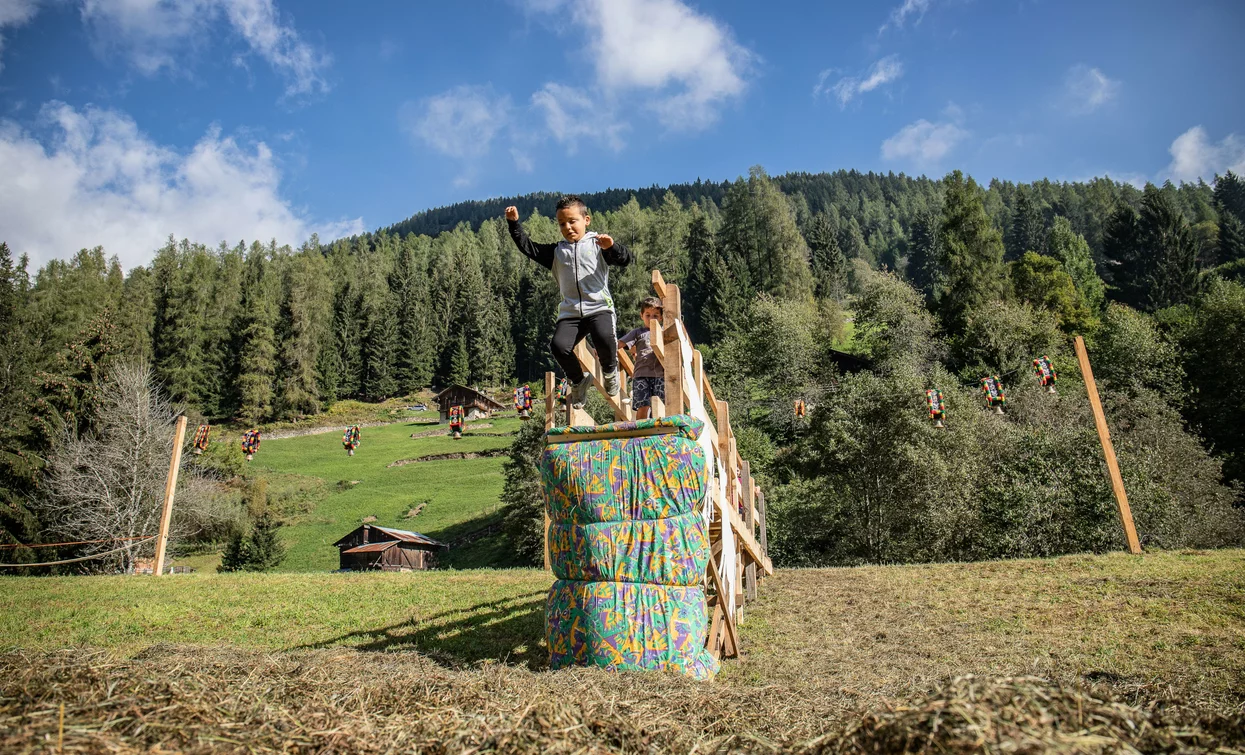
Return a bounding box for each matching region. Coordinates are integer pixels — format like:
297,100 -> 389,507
550,312 -> 618,383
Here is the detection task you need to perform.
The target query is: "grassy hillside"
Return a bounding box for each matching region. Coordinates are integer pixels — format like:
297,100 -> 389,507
195,411 -> 525,573
2,551 -> 1242,752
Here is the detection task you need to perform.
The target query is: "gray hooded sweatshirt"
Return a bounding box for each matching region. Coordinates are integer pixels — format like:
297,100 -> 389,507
507,219 -> 634,321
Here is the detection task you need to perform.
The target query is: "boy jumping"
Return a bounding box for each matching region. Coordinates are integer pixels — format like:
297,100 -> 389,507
618,297 -> 665,419
505,196 -> 632,407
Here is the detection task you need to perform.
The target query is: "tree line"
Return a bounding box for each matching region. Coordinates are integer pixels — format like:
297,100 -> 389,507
4,167 -> 1245,564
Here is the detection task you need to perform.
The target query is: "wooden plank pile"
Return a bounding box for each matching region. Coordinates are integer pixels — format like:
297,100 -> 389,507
543,270 -> 773,661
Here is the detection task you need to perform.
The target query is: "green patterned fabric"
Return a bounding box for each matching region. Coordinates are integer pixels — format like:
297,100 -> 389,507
543,414 -> 717,680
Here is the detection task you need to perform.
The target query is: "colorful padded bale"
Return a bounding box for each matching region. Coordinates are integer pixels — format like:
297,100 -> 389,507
545,580 -> 717,681
542,415 -> 718,680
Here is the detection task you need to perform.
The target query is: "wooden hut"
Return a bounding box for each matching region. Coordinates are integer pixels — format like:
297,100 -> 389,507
333,525 -> 447,572
433,385 -> 505,422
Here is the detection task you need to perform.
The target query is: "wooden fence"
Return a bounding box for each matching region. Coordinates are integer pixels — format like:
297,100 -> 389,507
543,270 -> 773,660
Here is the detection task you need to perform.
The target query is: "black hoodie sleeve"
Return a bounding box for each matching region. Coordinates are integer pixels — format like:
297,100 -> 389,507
507,218 -> 556,270
602,239 -> 632,267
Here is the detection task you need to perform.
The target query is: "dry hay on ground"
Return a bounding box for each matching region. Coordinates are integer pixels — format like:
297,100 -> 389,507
1,647 -> 1240,754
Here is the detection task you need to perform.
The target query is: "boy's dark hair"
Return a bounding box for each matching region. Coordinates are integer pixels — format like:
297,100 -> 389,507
555,195 -> 588,216
640,296 -> 663,313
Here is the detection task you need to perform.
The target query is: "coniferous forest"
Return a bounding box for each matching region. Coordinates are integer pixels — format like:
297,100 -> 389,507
4,167 -> 1245,566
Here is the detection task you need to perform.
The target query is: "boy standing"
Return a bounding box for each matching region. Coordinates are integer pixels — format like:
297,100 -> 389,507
505,196 -> 632,407
618,297 -> 665,420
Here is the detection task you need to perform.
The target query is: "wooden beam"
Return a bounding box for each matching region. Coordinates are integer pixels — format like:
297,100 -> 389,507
757,489 -> 769,560
153,415 -> 188,577
546,426 -> 680,444
572,340 -> 629,421
568,406 -> 595,427
707,602 -> 724,660
1075,336 -> 1142,554
707,551 -> 739,658
649,395 -> 665,419
618,348 -> 636,377
742,461 -> 757,602
726,501 -> 774,576
649,317 -> 666,367
651,269 -> 667,299
544,372 -> 556,431
664,283 -> 682,325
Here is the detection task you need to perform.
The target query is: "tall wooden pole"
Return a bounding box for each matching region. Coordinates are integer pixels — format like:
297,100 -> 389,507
543,372 -> 555,570
1075,336 -> 1142,554
153,415 -> 188,576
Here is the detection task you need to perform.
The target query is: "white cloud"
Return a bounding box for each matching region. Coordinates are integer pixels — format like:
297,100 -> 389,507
0,102 -> 361,270
519,0 -> 752,131
1061,64 -> 1119,115
531,82 -> 627,152
75,0 -> 330,96
1163,126 -> 1245,183
0,0 -> 40,74
878,0 -> 931,35
401,85 -> 510,162
819,55 -> 903,107
881,116 -> 969,167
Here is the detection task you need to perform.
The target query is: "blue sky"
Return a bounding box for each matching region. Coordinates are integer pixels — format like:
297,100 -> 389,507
1,0 -> 1243,269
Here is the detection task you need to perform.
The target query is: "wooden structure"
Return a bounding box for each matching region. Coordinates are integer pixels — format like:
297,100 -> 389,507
153,415 -> 188,578
333,525 -> 447,571
433,385 -> 505,423
543,269 -> 773,661
1075,336 -> 1142,554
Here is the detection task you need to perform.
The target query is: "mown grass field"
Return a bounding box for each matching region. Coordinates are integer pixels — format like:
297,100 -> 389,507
187,410 -> 525,572
2,550 -> 1243,752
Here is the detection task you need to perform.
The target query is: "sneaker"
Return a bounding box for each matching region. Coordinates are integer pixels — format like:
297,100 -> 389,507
570,375 -> 594,408
603,369 -> 620,398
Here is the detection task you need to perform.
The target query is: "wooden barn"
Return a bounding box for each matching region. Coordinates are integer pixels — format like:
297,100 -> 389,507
333,525 -> 447,572
433,385 -> 505,422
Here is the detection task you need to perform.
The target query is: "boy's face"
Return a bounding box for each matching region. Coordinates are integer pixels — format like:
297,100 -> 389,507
641,306 -> 662,325
556,206 -> 590,243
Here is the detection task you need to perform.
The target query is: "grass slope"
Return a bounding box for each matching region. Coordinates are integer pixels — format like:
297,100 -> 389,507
233,414 -> 523,572
2,551 -> 1242,752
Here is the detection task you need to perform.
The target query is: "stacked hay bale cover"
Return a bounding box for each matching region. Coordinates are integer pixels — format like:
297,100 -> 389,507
542,415 -> 718,680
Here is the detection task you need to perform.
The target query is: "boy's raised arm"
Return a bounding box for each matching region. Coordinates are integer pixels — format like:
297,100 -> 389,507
596,233 -> 633,267
505,206 -> 555,269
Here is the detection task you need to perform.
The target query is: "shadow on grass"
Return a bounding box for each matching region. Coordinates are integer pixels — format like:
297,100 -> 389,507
296,591 -> 549,670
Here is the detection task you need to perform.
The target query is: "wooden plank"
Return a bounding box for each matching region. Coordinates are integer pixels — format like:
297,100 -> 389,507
651,269 -> 667,299
153,415 -> 188,577
544,372 -> 556,431
545,426 -> 681,445
572,340 -> 629,420
665,329 -> 684,415
1075,336 -> 1142,554
700,358 -> 717,409
742,461 -> 757,602
618,348 -> 636,377
649,317 -> 666,366
707,551 -> 739,658
757,489 -> 769,559
707,602 -> 724,660
726,502 -> 774,576
664,283 -> 682,325
568,406 -> 595,427
649,394 -> 665,419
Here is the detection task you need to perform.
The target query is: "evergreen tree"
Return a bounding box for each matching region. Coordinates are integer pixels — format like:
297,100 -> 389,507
449,333 -> 471,386
332,285 -> 364,398
1046,216 -> 1106,312
1219,212 -> 1245,265
683,211 -> 717,342
393,237 -> 435,392
838,217 -> 871,266
905,210 -> 942,301
0,243 -> 41,554
1010,252 -> 1096,334
360,290 -> 399,400
151,241 -> 210,409
1004,188 -> 1046,261
935,171 -> 1008,331
1213,170 -> 1245,224
1102,204 -> 1145,307
1140,187 -> 1203,310
277,249 -> 332,417
719,167 -> 813,301
806,212 -> 847,300
245,511 -> 287,571
234,247 -> 279,424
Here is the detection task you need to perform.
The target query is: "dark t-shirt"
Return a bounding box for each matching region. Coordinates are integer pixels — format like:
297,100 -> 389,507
620,326 -> 663,378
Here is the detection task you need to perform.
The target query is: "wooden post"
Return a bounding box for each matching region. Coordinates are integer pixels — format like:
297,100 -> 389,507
707,551 -> 739,658
1075,336 -> 1142,554
742,461 -> 757,602
649,395 -> 665,419
544,372 -> 556,431
153,415 -> 188,577
717,400 -> 733,505
757,489 -> 769,560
